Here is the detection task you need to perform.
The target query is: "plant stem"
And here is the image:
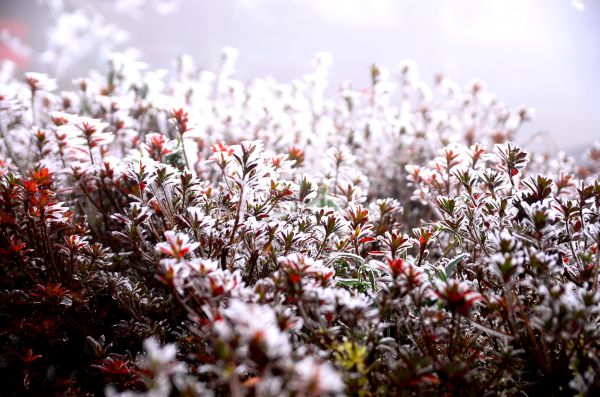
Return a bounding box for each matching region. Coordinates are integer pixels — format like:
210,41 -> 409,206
0,115 -> 23,172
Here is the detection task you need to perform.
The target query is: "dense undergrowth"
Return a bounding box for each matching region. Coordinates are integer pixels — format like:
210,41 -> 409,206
0,51 -> 599,396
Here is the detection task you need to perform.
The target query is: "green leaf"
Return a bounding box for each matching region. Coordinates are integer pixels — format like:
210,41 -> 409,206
336,278 -> 370,292
366,268 -> 376,291
424,268 -> 433,283
436,269 -> 447,282
315,186 -> 340,210
330,252 -> 365,265
445,253 -> 469,279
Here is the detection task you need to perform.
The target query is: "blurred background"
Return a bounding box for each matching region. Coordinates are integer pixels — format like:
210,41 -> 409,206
1,0 -> 598,152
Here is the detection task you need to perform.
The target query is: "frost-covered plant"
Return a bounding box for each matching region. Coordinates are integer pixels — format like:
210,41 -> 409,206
0,39 -> 599,397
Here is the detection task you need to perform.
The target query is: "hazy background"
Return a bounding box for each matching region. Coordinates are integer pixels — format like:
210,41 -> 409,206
1,0 -> 599,151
